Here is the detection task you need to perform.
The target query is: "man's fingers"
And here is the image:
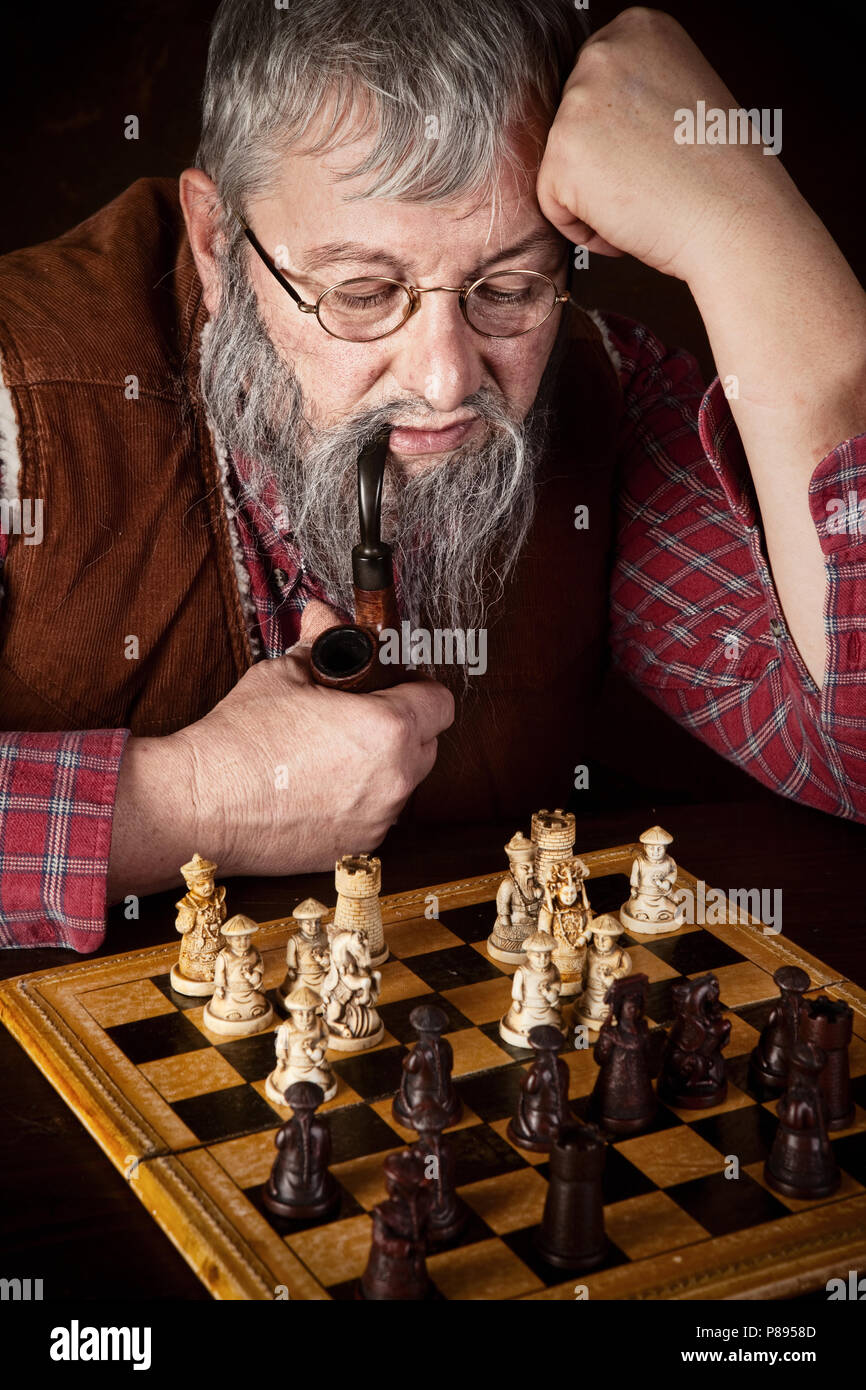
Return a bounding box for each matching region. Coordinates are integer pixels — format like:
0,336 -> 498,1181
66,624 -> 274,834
375,677 -> 456,743
299,597 -> 343,645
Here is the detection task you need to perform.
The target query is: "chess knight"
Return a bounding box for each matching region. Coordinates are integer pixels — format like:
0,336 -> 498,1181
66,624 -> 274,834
620,826 -> 686,935
203,914 -> 274,1038
170,852 -> 228,996
538,857 -> 592,996
278,898 -> 331,1007
321,927 -> 385,1051
266,985 -> 337,1104
487,831 -> 543,963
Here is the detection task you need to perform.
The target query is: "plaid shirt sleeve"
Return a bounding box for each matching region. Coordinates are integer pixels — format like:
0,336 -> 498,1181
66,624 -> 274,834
606,312 -> 866,822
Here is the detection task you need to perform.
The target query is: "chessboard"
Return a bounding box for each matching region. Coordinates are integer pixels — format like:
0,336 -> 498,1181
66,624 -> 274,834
1,842 -> 865,1301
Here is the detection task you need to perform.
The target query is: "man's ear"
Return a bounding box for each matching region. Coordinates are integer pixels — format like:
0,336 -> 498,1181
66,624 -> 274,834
179,168 -> 225,318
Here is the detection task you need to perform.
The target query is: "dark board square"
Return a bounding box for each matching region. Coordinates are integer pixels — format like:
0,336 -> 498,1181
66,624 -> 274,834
326,1103 -> 405,1164
378,992 -> 474,1044
215,1030 -> 279,1082
583,873 -> 631,916
437,902 -> 492,944
729,999 -> 777,1034
408,944 -> 502,993
691,1103 -> 779,1165
172,1083 -> 278,1145
725,1053 -> 777,1102
330,1045 -> 406,1102
641,929 -> 745,975
106,1011 -> 211,1065
457,1062 -> 527,1122
601,1145 -> 657,1204
450,1123 -> 528,1186
849,1074 -> 866,1108
666,1170 -> 788,1236
831,1128 -> 866,1180
245,1178 -> 363,1234
151,972 -> 209,1012
501,1223 -> 628,1287
571,1093 -> 684,1137
478,1019 -> 533,1060
642,979 -> 681,1026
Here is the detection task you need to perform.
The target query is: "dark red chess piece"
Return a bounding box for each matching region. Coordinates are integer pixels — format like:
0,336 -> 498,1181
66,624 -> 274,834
535,1122 -> 607,1271
765,1042 -> 840,1200
261,1081 -> 340,1220
358,1150 -> 434,1300
507,1024 -> 570,1152
412,1100 -> 469,1247
799,996 -> 855,1131
588,974 -> 667,1136
748,965 -> 810,1094
659,974 -> 730,1109
393,1003 -> 462,1129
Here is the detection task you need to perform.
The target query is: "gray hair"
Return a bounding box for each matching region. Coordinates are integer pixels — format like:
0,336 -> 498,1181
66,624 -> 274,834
195,0 -> 589,220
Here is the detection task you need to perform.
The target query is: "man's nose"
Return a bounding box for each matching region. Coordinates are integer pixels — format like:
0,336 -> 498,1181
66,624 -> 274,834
387,289 -> 484,412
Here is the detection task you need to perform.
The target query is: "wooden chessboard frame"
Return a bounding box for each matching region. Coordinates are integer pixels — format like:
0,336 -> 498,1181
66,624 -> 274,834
1,842 -> 864,1301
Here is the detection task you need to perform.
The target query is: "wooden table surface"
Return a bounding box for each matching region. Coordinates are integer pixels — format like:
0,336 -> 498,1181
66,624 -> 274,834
1,792 -> 863,1301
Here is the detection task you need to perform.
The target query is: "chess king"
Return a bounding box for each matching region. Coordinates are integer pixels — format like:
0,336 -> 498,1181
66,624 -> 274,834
619,826 -> 686,935
170,852 -> 228,996
487,832 -> 543,963
203,914 -> 275,1038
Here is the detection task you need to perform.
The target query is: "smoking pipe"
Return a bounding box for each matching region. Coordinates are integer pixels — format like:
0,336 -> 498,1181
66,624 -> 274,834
310,429 -> 402,691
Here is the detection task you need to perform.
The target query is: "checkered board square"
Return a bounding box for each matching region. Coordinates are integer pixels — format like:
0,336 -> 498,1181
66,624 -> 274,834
2,843 -> 865,1301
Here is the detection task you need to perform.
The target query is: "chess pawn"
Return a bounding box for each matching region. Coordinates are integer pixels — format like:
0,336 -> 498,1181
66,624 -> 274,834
572,915 -> 632,1032
278,898 -> 330,1008
765,1042 -> 840,1200
749,965 -> 811,1094
359,1150 -> 434,1301
202,915 -> 274,1038
266,985 -> 337,1105
537,858 -> 592,996
619,825 -> 685,935
412,1101 -> 469,1247
799,996 -> 855,1131
507,1024 -> 571,1152
321,927 -> 385,1051
333,853 -> 387,967
659,974 -> 730,1109
487,832 -> 542,963
170,852 -> 227,996
536,1122 -> 607,1271
499,931 -> 563,1049
262,1082 -> 340,1220
393,1003 -> 462,1130
588,974 -> 667,1136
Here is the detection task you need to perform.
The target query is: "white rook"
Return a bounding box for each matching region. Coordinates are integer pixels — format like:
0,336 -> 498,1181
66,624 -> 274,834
333,854 -> 388,966
531,809 -> 576,888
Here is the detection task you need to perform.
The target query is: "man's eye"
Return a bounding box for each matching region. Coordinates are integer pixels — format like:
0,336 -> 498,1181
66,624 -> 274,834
330,287 -> 400,309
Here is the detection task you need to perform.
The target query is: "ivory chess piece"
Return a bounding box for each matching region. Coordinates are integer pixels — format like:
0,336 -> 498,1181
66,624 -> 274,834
507,1024 -> 571,1152
619,826 -> 685,935
359,1150 -> 434,1301
278,898 -> 330,1008
393,1003 -> 461,1130
659,973 -> 730,1108
589,974 -> 666,1136
538,858 -> 592,997
202,915 -> 274,1038
261,1081 -> 340,1220
765,1042 -> 840,1200
800,996 -> 855,1130
748,965 -> 810,1093
266,985 -> 337,1105
170,852 -> 227,996
333,853 -> 388,966
321,927 -> 384,1051
531,808 -> 576,890
572,915 -> 631,1031
499,930 -> 562,1048
536,1122 -> 607,1271
487,832 -> 543,963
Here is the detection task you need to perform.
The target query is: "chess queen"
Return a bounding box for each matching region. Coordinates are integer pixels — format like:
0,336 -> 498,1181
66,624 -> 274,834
537,858 -> 592,996
202,914 -> 274,1038
619,825 -> 686,935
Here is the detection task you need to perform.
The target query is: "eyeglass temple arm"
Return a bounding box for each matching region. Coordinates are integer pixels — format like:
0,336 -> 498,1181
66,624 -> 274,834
241,224 -> 307,309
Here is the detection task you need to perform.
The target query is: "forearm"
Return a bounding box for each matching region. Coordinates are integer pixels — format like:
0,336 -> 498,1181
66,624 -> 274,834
106,734 -> 202,903
688,189 -> 866,687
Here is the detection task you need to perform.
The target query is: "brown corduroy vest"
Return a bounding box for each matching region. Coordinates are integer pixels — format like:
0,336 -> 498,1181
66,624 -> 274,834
0,178 -> 621,822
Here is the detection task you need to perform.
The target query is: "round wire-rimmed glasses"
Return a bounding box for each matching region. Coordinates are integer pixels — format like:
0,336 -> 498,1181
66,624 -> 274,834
239,220 -> 572,342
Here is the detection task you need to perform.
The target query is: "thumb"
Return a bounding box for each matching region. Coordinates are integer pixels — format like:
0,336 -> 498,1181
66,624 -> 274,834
298,597 -> 344,645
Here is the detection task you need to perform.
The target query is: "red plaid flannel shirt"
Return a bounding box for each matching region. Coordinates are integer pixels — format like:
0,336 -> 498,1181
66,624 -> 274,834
1,314 -> 864,951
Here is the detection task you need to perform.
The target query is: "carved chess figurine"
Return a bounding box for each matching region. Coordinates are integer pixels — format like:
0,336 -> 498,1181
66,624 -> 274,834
799,995 -> 855,1131
266,985 -> 336,1105
499,930 -> 562,1048
359,1150 -> 434,1301
170,852 -> 228,996
536,1122 -> 608,1271
619,826 -> 685,935
261,1081 -> 340,1220
487,832 -> 543,963
765,1042 -> 840,1200
333,853 -> 387,966
588,974 -> 666,1135
393,1003 -> 462,1130
531,809 -> 576,891
659,973 -> 731,1108
411,1100 -> 469,1247
278,898 -> 330,1008
507,1024 -> 571,1152
202,915 -> 274,1038
748,965 -> 810,1093
321,927 -> 384,1051
572,915 -> 632,1032
538,858 -> 592,997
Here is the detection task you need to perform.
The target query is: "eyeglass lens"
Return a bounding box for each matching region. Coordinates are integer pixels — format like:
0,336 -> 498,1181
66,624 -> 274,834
317,270 -> 557,341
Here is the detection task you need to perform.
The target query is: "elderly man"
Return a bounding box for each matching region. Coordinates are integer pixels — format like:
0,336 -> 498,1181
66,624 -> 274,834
0,2 -> 864,951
